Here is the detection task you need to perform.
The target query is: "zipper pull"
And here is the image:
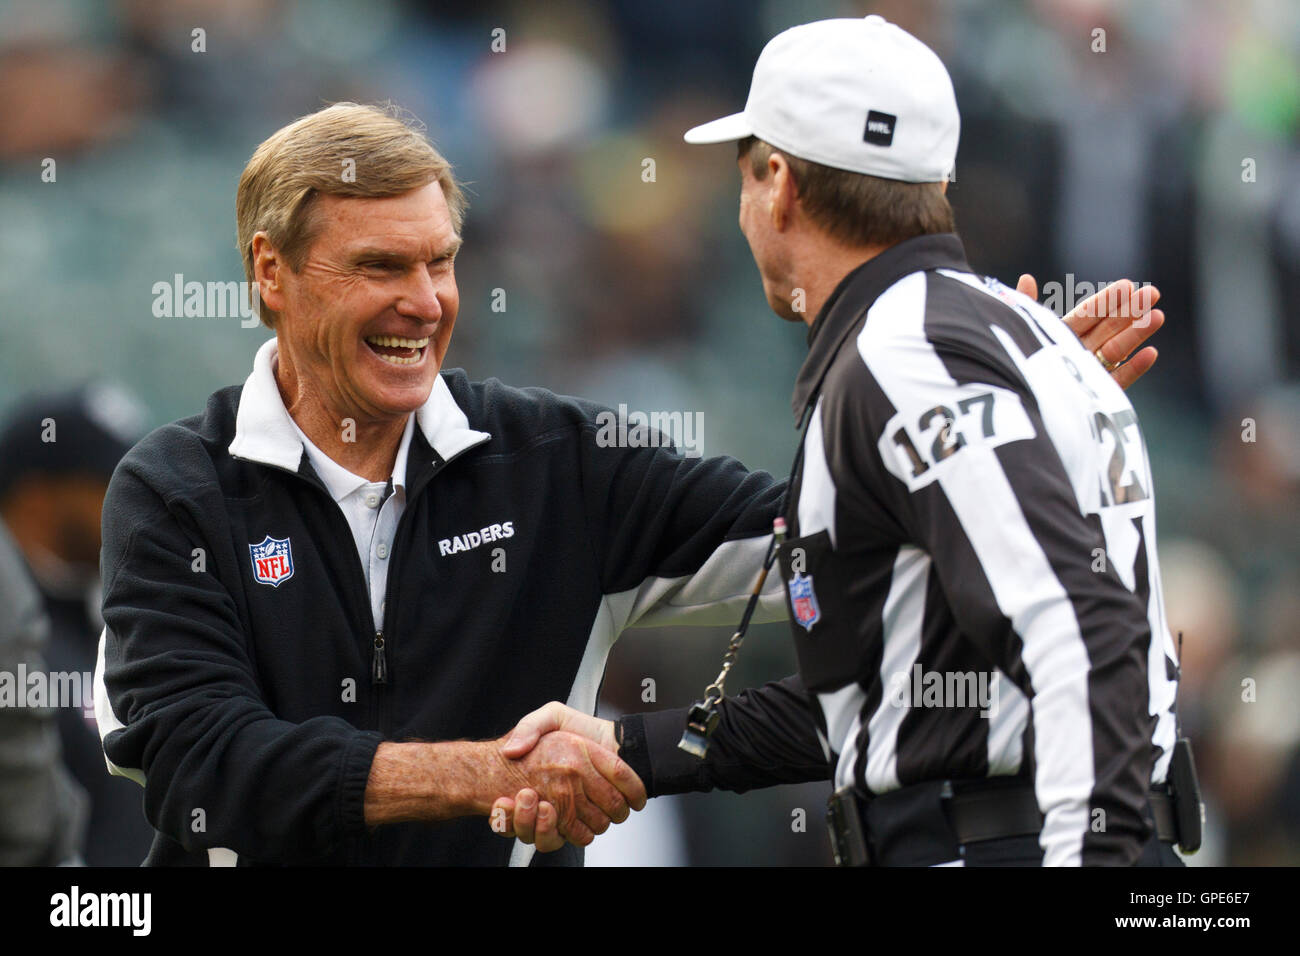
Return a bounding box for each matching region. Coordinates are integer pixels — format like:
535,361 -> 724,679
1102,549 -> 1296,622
372,631 -> 387,684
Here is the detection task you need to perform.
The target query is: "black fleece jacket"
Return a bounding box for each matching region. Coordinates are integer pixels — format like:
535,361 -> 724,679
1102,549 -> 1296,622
96,363 -> 793,866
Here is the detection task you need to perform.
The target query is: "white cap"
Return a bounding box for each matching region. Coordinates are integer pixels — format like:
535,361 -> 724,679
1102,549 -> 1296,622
684,15 -> 959,183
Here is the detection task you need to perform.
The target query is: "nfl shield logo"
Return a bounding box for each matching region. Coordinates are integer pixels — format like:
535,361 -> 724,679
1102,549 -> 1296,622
788,571 -> 821,631
249,535 -> 294,588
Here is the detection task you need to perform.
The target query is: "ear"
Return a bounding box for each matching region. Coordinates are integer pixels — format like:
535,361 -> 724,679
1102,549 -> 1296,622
767,152 -> 798,231
252,232 -> 288,314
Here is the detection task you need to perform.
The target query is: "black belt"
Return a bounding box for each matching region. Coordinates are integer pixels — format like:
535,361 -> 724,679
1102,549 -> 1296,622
828,779 -> 1178,866
942,782 -> 1177,845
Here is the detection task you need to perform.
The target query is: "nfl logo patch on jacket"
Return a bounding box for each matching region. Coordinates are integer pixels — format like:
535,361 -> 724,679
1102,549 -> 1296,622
788,571 -> 820,630
249,535 -> 294,587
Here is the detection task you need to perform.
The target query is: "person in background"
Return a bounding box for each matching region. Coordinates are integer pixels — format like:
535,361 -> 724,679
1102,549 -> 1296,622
0,521 -> 87,865
0,384 -> 155,865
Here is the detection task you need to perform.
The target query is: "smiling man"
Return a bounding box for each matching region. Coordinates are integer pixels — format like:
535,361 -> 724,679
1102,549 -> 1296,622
95,102 -> 807,865
248,181 -> 461,482
95,101 -> 1167,867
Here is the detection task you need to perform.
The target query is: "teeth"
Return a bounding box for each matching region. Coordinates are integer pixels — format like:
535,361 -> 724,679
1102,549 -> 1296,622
375,352 -> 421,365
365,335 -> 430,349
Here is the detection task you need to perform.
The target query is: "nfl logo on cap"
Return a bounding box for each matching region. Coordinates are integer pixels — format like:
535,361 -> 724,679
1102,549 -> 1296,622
250,535 -> 295,587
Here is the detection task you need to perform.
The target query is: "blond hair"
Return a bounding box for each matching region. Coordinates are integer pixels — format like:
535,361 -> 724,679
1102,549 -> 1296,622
236,102 -> 467,329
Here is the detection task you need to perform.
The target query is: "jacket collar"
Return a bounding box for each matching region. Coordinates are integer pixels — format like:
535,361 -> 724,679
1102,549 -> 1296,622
228,337 -> 491,476
791,233 -> 972,425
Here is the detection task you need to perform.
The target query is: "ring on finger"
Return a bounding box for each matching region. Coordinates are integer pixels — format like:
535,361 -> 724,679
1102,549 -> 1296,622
1095,348 -> 1119,373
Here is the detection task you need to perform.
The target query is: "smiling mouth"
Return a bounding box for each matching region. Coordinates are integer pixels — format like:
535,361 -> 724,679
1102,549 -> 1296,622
364,335 -> 430,366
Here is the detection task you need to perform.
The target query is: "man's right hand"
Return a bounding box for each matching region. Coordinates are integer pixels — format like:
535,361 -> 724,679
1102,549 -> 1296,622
489,702 -> 643,852
492,729 -> 642,846
362,717 -> 644,851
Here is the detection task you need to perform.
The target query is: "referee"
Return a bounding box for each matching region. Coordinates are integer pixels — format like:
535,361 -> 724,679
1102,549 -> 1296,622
670,15 -> 1189,866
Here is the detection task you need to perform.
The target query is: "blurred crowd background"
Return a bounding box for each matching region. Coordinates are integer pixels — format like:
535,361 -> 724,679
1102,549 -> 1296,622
0,0 -> 1297,866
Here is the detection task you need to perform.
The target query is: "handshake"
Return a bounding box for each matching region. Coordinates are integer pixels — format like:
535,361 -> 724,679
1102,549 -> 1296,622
487,701 -> 646,852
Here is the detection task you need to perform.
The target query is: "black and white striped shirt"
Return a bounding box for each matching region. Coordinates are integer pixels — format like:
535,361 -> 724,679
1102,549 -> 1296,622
775,233 -> 1178,866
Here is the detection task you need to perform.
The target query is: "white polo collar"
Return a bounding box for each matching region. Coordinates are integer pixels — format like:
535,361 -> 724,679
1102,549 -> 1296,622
286,410 -> 412,503
228,337 -> 491,475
